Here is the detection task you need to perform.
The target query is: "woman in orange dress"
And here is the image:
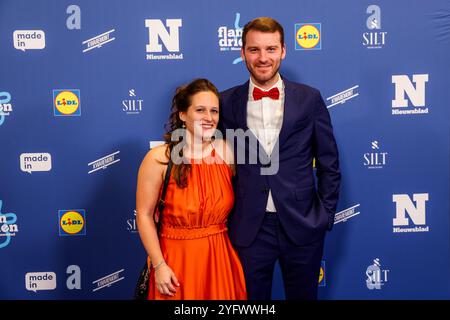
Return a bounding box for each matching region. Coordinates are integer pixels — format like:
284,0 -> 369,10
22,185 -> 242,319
135,79 -> 247,299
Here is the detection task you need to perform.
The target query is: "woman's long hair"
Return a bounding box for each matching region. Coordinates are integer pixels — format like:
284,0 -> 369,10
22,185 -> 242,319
163,78 -> 220,188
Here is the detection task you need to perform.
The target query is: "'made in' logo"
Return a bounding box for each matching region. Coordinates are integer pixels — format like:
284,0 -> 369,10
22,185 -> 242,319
295,23 -> 321,50
53,89 -> 81,116
392,74 -> 429,115
392,193 -> 429,233
145,19 -> 183,60
59,210 -> 86,236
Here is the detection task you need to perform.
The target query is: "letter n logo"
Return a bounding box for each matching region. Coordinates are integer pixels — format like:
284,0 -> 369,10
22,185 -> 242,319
392,193 -> 428,226
392,74 -> 428,108
145,19 -> 182,53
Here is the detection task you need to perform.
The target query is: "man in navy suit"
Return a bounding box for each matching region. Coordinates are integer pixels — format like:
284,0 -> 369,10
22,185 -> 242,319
220,17 -> 341,300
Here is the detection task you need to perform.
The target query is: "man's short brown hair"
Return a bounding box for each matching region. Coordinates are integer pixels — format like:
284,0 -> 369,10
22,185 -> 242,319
242,17 -> 285,49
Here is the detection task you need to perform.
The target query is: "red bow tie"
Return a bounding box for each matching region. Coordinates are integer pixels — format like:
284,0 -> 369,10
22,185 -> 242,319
252,87 -> 280,101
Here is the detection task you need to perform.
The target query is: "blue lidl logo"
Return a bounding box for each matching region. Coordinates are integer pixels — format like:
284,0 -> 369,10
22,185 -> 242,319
59,209 -> 86,236
295,23 -> 321,50
318,260 -> 326,287
53,89 -> 81,116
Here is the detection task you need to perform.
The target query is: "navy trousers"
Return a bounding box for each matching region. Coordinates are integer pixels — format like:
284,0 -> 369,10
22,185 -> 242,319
234,212 -> 325,300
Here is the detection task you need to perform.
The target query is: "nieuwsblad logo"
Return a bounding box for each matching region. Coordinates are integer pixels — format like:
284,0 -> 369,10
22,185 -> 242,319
59,210 -> 86,236
218,13 -> 243,64
145,19 -> 183,60
393,193 -> 430,233
13,30 -> 46,51
295,23 -> 321,50
0,91 -> 13,126
0,200 -> 19,249
366,258 -> 389,290
363,5 -> 387,49
392,74 -> 429,115
122,89 -> 143,115
20,153 -> 52,174
53,89 -> 81,116
363,141 -> 388,169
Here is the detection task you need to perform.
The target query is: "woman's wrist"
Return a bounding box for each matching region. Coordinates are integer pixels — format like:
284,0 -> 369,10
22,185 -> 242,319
153,259 -> 166,270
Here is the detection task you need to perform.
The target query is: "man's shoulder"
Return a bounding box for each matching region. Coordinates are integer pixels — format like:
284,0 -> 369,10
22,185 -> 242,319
220,82 -> 248,100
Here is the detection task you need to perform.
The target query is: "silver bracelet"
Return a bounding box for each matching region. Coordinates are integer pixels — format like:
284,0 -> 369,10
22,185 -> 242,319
153,259 -> 166,270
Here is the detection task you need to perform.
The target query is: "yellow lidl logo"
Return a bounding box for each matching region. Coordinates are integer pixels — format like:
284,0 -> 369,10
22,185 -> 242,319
59,210 -> 86,236
295,23 -> 321,50
53,89 -> 81,116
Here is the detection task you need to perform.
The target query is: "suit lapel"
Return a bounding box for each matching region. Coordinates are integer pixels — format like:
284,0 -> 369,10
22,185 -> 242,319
278,78 -> 298,148
231,81 -> 249,130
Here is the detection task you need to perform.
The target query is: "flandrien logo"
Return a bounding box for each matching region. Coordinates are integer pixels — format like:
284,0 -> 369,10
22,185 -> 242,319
13,30 -> 46,51
20,153 -> 52,174
0,91 -> 13,127
393,193 -> 430,233
25,272 -> 57,292
326,85 -> 359,109
218,13 -> 243,64
392,74 -> 429,115
145,19 -> 183,60
82,29 -> 115,53
88,151 -> 120,174
0,200 -> 19,249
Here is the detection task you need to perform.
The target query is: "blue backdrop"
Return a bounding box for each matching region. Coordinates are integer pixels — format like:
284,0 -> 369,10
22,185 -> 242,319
1,0 -> 449,299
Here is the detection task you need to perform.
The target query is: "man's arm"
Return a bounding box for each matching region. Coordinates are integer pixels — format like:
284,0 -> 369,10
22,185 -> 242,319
312,90 -> 341,230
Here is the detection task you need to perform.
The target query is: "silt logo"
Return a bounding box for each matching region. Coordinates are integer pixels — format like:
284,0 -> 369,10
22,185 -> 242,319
295,23 -> 321,50
59,210 -> 86,236
366,258 -> 389,290
53,89 -> 81,116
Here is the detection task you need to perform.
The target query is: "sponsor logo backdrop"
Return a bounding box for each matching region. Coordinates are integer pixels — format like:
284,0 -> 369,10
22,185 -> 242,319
0,0 -> 449,299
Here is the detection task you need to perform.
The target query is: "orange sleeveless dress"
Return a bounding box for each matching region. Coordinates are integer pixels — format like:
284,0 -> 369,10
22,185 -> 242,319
147,150 -> 247,300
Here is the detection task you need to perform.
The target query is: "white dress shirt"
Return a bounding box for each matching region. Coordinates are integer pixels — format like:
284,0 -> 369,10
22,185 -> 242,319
247,74 -> 285,212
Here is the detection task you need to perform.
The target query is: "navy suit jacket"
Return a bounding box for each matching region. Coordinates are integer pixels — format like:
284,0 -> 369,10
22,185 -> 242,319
220,77 -> 341,247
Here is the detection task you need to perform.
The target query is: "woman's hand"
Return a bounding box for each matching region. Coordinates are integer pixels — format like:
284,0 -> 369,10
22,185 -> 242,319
154,263 -> 180,296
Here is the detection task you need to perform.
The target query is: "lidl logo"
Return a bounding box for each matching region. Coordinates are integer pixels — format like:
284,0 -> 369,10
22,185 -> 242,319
59,210 -> 86,236
318,260 -> 326,287
295,23 -> 321,50
53,89 -> 81,116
